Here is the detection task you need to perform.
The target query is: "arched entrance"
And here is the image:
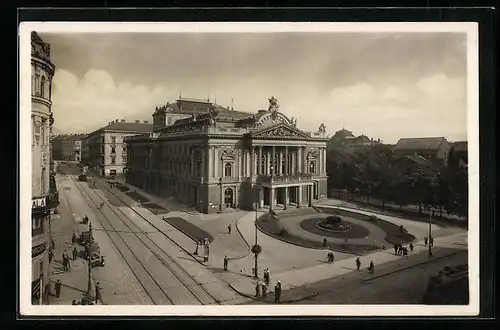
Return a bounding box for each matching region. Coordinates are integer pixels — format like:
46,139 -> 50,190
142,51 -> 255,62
224,188 -> 234,208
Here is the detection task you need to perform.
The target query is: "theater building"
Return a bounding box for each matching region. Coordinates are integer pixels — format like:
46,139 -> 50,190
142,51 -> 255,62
31,32 -> 57,304
125,97 -> 329,214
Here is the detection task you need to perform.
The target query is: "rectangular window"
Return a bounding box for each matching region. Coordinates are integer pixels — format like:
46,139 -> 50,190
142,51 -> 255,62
35,74 -> 41,96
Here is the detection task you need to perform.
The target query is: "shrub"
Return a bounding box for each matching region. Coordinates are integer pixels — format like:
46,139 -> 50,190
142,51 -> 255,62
325,215 -> 342,225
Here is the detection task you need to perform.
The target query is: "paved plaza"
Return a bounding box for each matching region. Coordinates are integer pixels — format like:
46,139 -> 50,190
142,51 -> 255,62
50,165 -> 468,305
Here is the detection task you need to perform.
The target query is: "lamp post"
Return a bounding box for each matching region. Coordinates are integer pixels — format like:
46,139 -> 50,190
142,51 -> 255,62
252,185 -> 262,278
219,177 -> 223,213
428,210 -> 433,258
269,165 -> 274,212
87,221 -> 93,300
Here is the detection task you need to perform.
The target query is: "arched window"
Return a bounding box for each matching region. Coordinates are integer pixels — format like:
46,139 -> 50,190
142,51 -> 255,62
224,163 -> 232,177
111,146 -> 116,154
309,161 -> 316,174
40,76 -> 45,98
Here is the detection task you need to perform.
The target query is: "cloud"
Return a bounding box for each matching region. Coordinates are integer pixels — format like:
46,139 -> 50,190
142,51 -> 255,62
43,32 -> 469,143
51,69 -> 177,133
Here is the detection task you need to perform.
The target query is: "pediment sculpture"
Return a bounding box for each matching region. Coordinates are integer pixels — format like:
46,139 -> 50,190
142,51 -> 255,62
318,123 -> 326,134
220,146 -> 235,159
258,125 -> 308,139
306,149 -> 318,159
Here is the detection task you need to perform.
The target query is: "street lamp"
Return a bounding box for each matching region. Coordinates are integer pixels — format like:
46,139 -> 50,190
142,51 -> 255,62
252,185 -> 262,278
87,221 -> 93,301
428,210 -> 433,258
218,177 -> 223,213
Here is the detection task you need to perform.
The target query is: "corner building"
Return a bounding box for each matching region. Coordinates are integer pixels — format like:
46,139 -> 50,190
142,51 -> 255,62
126,97 -> 328,214
31,32 -> 56,304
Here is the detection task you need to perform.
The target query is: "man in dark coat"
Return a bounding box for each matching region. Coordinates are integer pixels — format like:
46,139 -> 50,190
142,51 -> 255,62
356,257 -> 361,271
228,224 -> 232,234
72,247 -> 78,260
274,281 -> 282,303
54,279 -> 62,298
223,256 -> 229,271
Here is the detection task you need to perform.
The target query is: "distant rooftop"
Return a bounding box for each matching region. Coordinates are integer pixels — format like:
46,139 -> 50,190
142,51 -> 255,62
394,137 -> 447,151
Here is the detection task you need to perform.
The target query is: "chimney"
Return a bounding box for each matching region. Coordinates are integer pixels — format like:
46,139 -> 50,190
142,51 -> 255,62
121,119 -> 126,123
135,120 -> 140,123
144,120 -> 148,124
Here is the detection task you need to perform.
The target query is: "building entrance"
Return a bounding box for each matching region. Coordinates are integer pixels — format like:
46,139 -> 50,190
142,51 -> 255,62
224,188 -> 234,208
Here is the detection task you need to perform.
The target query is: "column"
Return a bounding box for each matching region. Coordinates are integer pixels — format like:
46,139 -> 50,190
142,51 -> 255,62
258,146 -> 263,175
284,187 -> 289,210
323,147 -> 327,175
291,150 -> 296,174
309,185 -> 313,206
272,146 -> 276,174
208,146 -> 215,180
297,186 -> 302,207
285,146 -> 289,175
201,148 -> 206,179
266,149 -> 270,175
278,149 -> 282,175
259,188 -> 264,208
250,148 -> 254,177
297,147 -> 302,172
190,148 -> 195,175
214,147 -> 219,177
270,187 -> 275,211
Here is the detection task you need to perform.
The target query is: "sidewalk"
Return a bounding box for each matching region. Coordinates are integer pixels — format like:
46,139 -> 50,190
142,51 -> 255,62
48,176 -> 95,305
229,231 -> 468,300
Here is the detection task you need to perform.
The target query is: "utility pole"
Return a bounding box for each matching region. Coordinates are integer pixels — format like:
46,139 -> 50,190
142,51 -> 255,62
252,186 -> 261,278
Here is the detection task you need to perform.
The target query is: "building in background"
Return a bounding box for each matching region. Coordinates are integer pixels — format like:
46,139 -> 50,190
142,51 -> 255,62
451,141 -> 468,167
31,31 -> 57,305
329,128 -> 381,147
83,119 -> 152,178
51,134 -> 86,161
126,96 -> 329,214
392,137 -> 451,163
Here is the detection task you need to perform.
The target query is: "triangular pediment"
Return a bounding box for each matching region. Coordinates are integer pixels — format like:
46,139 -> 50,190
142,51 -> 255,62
252,123 -> 311,139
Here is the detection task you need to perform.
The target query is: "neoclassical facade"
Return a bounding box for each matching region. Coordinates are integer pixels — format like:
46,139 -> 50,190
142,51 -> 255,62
31,32 -> 57,304
125,97 -> 328,214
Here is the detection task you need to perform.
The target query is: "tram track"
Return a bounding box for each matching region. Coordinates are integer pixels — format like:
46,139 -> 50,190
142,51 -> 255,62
71,174 -> 221,305
61,175 -> 167,305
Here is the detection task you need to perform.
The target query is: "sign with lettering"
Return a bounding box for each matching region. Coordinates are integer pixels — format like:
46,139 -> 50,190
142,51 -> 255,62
32,243 -> 46,258
32,197 -> 47,209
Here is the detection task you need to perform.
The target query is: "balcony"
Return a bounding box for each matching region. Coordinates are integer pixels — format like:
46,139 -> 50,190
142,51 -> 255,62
257,172 -> 313,185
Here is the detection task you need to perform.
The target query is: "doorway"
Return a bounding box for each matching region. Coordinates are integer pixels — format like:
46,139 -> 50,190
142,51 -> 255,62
224,188 -> 234,208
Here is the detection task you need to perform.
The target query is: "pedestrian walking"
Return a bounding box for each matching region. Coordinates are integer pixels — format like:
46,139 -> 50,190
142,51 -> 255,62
403,247 -> 408,256
393,244 -> 398,255
255,282 -> 261,297
228,224 -> 232,234
424,236 -> 428,246
62,252 -> 68,271
48,250 -> 54,264
72,232 -> 77,245
223,256 -> 229,271
274,281 -> 282,303
54,279 -> 61,298
262,283 -> 267,297
194,241 -> 199,255
409,243 -> 414,252
356,257 -> 361,271
72,247 -> 78,260
322,238 -> 327,247
368,261 -> 375,274
95,282 -> 102,303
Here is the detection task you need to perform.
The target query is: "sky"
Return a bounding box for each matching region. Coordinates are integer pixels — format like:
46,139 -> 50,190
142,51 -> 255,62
39,31 -> 468,144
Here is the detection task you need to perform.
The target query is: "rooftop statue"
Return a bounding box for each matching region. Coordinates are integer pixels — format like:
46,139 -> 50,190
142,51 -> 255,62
318,123 -> 326,134
268,96 -> 280,111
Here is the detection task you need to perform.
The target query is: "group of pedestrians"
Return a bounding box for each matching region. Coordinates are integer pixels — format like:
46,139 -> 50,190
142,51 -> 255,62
355,257 -> 375,273
254,271 -> 281,303
424,236 -> 434,247
393,243 -> 413,256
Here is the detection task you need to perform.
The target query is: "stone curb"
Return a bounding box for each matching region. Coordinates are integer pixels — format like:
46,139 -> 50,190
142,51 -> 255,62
230,214 -> 253,261
360,249 -> 467,282
255,216 -> 369,255
228,283 -> 319,303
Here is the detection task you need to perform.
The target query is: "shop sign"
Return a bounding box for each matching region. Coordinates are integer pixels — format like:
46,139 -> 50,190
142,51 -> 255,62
32,243 -> 46,258
32,197 -> 47,209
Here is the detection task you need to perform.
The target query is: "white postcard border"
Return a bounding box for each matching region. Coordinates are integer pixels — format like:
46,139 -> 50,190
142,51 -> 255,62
19,21 -> 480,317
